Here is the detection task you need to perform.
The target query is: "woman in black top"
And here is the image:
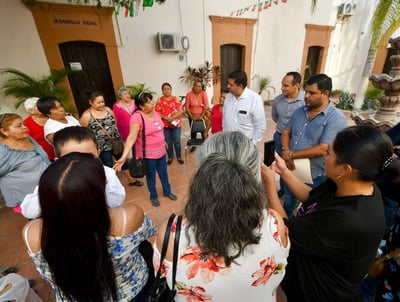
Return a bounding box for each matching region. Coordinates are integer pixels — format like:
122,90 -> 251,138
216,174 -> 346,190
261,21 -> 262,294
262,125 -> 400,302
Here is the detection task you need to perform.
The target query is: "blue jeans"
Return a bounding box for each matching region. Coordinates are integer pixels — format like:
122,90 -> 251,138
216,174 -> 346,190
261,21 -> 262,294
145,154 -> 171,199
284,175 -> 325,218
164,127 -> 182,159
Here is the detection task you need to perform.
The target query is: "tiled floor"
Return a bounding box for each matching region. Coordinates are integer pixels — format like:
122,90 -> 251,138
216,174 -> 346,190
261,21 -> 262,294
0,105 -> 354,301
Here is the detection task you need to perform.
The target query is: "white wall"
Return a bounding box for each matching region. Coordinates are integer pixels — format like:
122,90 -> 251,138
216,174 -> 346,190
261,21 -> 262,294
0,0 -> 50,117
325,0 -> 378,93
115,0 -> 337,100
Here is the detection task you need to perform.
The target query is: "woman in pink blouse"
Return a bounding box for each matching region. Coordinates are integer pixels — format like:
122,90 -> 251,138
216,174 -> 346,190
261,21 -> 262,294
114,93 -> 177,207
185,80 -> 210,139
113,87 -> 143,187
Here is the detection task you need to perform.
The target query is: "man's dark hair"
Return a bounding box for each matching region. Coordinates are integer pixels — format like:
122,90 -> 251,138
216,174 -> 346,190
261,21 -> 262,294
286,71 -> 302,85
306,74 -> 332,95
53,126 -> 97,157
228,70 -> 248,88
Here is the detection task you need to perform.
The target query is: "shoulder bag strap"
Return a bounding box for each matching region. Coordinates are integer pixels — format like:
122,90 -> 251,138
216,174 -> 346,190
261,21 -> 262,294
170,215 -> 182,298
152,214 -> 176,288
90,111 -> 113,140
132,111 -> 146,159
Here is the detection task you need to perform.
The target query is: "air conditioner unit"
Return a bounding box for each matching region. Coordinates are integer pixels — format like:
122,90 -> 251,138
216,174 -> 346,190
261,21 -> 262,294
337,1 -> 355,18
157,33 -> 181,52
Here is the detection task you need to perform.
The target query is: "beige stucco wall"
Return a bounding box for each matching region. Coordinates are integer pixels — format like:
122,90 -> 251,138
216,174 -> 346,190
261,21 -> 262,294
0,0 -> 49,117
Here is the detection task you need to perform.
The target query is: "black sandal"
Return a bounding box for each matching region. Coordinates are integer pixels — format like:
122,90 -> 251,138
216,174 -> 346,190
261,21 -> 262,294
129,180 -> 144,187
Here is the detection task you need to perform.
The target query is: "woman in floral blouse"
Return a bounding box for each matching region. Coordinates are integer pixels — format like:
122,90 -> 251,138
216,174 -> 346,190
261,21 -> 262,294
23,152 -> 156,301
155,82 -> 184,165
153,131 -> 290,301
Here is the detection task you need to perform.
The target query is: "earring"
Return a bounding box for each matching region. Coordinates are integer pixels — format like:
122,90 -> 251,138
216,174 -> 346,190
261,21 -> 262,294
336,175 -> 342,181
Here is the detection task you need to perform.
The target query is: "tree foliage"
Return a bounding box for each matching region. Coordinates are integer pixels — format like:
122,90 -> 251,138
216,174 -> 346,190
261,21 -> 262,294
371,0 -> 400,47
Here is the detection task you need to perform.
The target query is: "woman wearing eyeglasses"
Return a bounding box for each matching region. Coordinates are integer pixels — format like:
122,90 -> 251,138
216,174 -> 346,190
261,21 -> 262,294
114,93 -> 177,207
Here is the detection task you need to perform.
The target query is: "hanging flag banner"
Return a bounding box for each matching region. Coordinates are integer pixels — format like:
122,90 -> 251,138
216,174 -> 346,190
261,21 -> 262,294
230,0 -> 287,17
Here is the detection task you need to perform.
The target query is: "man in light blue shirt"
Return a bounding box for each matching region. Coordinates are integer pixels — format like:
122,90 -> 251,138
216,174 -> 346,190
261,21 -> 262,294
281,74 -> 347,217
223,70 -> 266,144
272,71 -> 305,196
272,71 -> 305,154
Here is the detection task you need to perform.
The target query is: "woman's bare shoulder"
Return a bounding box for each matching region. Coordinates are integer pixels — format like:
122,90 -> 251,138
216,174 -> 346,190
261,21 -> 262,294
109,203 -> 144,236
22,219 -> 42,253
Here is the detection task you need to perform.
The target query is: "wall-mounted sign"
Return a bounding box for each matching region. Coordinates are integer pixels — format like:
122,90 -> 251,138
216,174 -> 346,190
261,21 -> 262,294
49,14 -> 100,30
69,62 -> 83,71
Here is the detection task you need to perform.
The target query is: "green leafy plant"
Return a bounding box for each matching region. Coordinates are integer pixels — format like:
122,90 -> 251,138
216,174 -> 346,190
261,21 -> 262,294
0,68 -> 73,109
331,89 -> 344,97
362,98 -> 381,110
253,75 -> 275,100
365,87 -> 384,101
361,87 -> 382,110
126,83 -> 156,99
334,92 -> 355,110
179,61 -> 221,89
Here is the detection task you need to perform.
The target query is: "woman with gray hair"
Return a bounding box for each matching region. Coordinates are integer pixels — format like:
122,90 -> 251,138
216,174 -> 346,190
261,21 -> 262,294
112,86 -> 143,187
198,130 -> 261,182
153,131 -> 289,301
23,97 -> 55,160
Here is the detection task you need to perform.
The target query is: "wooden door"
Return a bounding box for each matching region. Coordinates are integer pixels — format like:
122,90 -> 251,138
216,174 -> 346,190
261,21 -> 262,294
59,41 -> 115,116
220,44 -> 243,90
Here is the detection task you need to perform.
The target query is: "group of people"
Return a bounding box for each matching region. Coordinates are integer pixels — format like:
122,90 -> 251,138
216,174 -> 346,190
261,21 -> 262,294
1,69 -> 258,214
271,71 -> 400,301
1,69 -> 400,301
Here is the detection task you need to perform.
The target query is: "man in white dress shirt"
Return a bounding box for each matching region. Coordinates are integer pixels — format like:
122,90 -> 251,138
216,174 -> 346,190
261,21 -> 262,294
222,70 -> 266,144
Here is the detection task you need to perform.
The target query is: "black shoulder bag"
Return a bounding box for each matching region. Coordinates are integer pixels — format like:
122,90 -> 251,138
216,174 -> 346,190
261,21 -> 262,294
129,112 -> 148,178
147,214 -> 182,302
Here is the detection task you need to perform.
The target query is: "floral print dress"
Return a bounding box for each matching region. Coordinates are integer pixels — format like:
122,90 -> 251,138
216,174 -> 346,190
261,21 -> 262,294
28,215 -> 156,302
153,210 -> 290,302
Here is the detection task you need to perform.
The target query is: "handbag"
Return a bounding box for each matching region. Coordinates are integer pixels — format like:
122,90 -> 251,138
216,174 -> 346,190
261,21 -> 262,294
129,113 -> 147,178
367,248 -> 400,279
129,158 -> 147,178
91,112 -> 124,156
147,214 -> 182,302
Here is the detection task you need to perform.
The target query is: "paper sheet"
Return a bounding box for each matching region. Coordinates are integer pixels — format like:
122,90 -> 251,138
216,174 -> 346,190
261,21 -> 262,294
291,158 -> 313,184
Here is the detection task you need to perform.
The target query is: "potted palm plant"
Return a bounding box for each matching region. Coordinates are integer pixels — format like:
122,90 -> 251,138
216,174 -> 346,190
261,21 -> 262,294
179,61 -> 221,89
0,67 -> 74,111
253,75 -> 275,105
126,83 -> 157,99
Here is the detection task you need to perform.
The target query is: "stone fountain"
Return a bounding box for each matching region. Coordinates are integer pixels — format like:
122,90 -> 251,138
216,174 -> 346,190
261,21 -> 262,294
353,36 -> 400,131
